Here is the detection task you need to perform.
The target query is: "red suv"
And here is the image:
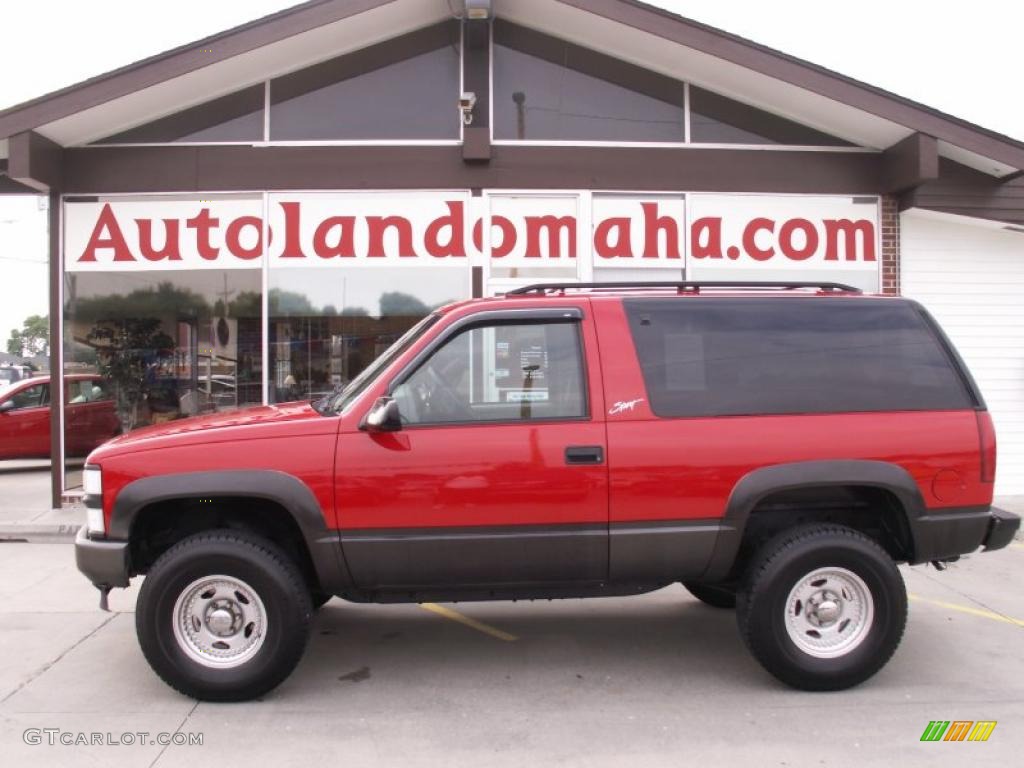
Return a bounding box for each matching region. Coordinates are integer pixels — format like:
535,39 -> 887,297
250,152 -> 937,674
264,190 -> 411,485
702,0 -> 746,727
0,374 -> 121,459
74,282 -> 1019,701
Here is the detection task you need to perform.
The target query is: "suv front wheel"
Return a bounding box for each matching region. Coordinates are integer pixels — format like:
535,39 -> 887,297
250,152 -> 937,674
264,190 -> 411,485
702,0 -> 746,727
737,524 -> 907,691
136,529 -> 313,701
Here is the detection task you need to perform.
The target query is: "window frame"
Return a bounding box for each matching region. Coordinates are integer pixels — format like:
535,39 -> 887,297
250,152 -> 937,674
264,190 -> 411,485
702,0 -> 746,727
385,307 -> 591,428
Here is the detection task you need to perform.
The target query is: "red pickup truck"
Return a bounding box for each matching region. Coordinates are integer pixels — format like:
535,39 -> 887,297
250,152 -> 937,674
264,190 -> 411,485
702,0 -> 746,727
75,282 -> 1019,701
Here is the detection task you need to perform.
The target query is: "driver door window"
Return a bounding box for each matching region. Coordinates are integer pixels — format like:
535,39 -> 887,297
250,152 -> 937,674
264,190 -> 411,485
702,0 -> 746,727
7,384 -> 49,410
393,322 -> 586,425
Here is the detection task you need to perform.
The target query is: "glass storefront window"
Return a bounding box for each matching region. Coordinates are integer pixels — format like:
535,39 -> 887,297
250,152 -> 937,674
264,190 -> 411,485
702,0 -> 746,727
268,268 -> 470,403
63,267 -> 263,486
269,23 -> 460,141
91,86 -> 265,144
492,43 -> 685,142
689,86 -> 852,146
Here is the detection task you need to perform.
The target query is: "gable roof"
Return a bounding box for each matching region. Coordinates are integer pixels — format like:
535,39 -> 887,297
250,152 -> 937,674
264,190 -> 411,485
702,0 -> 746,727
0,0 -> 1021,177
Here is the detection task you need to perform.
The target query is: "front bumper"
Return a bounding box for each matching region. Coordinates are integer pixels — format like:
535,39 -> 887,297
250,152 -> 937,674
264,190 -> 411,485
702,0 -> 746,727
75,526 -> 130,588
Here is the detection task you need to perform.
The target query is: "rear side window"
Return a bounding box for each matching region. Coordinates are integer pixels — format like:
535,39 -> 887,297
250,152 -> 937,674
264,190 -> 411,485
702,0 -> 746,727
624,298 -> 972,417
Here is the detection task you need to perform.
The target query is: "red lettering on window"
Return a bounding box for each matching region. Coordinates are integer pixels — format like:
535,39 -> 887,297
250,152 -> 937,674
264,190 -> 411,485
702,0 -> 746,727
690,217 -> 723,259
824,219 -> 876,261
185,209 -> 220,260
641,203 -> 681,259
135,219 -> 181,262
424,202 -> 465,258
742,218 -> 776,261
525,216 -> 576,259
594,217 -> 632,259
278,202 -> 305,258
78,204 -> 135,262
366,215 -> 416,258
313,217 -> 355,259
224,216 -> 263,260
472,216 -> 517,258
778,218 -> 819,261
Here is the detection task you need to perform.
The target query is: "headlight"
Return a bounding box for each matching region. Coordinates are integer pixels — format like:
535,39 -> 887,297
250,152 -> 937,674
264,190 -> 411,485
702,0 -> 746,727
83,466 -> 104,536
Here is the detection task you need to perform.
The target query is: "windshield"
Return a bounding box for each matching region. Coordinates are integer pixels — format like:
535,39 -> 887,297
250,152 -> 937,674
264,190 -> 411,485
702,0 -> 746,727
322,313 -> 440,415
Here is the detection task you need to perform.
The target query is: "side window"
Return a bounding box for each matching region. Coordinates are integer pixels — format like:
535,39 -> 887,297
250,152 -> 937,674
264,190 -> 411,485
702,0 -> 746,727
624,298 -> 972,418
392,322 -> 587,425
6,384 -> 48,410
68,380 -> 110,404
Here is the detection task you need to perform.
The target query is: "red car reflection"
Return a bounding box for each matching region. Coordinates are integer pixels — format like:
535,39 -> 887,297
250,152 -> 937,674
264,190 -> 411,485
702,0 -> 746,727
0,375 -> 121,459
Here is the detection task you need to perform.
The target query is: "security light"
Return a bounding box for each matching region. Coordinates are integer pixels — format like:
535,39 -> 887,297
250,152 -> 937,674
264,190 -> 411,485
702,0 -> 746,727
459,91 -> 478,125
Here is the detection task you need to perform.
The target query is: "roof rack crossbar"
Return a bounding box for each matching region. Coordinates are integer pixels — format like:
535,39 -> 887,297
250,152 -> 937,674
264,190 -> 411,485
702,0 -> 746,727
505,281 -> 863,295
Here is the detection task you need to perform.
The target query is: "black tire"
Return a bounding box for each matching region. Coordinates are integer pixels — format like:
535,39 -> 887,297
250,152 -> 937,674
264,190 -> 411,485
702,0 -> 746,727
736,524 -> 906,691
136,529 -> 313,702
683,582 -> 737,609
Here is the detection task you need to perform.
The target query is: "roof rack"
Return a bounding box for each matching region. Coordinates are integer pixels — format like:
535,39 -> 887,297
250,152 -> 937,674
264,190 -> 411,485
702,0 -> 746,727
504,281 -> 863,296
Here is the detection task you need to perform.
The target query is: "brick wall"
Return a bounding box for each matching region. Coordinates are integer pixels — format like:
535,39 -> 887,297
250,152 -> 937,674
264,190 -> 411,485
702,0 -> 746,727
880,196 -> 900,295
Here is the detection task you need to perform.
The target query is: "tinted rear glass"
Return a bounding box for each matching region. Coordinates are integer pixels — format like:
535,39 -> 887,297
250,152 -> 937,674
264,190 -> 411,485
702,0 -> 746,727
623,298 -> 972,417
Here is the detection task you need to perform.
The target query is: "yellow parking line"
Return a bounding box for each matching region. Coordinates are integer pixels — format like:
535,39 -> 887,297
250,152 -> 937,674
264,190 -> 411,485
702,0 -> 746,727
1010,543 -> 1024,551
909,594 -> 1024,628
420,603 -> 518,642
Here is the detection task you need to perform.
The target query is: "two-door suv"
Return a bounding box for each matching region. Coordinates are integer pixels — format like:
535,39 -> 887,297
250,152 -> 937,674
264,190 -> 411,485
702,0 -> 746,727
75,281 -> 1020,701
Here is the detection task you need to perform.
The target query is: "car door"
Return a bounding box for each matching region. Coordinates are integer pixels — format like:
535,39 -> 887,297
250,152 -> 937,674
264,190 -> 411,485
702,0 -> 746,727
335,305 -> 608,590
66,378 -> 116,456
0,382 -> 50,459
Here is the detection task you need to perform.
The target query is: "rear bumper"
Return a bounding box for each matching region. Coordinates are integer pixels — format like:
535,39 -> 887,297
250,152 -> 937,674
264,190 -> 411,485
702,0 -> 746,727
912,506 -> 1020,563
983,507 -> 1020,552
75,526 -> 130,588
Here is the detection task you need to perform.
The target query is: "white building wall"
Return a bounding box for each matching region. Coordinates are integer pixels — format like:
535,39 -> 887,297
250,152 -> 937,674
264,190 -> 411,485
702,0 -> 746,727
901,210 -> 1024,497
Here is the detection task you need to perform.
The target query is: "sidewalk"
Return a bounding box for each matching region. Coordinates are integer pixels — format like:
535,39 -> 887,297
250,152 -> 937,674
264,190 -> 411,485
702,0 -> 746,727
1,465 -> 1022,541
0,467 -> 84,540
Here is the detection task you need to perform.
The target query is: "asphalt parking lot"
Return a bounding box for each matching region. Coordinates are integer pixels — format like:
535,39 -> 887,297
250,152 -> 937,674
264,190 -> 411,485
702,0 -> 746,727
0,539 -> 1021,768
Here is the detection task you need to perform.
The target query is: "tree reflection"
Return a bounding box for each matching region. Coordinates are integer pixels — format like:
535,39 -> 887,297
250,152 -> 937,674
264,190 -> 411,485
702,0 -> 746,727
86,318 -> 174,431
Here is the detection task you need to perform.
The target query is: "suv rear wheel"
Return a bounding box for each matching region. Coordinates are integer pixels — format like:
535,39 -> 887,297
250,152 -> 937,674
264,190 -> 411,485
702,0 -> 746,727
736,524 -> 906,691
136,529 -> 313,701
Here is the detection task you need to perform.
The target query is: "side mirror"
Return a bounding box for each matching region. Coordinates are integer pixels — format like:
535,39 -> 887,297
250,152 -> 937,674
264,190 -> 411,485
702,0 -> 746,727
0,400 -> 14,414
361,396 -> 402,432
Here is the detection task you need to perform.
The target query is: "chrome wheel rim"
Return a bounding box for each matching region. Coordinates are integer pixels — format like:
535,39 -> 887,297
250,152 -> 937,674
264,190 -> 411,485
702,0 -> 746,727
172,575 -> 267,668
784,567 -> 874,659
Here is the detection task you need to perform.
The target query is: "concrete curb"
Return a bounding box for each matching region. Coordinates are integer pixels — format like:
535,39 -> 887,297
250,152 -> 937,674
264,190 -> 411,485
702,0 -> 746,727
0,465 -> 52,476
0,523 -> 80,541
0,507 -> 84,542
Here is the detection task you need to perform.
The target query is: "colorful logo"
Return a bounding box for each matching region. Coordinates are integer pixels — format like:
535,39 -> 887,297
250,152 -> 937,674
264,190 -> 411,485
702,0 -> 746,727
920,721 -> 997,742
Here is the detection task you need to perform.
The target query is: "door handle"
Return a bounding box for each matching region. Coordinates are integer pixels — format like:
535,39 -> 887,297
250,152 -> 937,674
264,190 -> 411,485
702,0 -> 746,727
565,445 -> 604,465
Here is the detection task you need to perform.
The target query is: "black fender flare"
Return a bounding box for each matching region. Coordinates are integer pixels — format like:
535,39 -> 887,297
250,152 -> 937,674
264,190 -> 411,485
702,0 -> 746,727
109,470 -> 350,593
702,460 -> 926,581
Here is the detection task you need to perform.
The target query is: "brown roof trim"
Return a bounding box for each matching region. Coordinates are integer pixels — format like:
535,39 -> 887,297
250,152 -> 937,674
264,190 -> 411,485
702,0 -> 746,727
0,0 -> 390,140
0,0 -> 1020,174
901,157 -> 1024,227
59,144 -> 882,195
558,0 -> 1024,171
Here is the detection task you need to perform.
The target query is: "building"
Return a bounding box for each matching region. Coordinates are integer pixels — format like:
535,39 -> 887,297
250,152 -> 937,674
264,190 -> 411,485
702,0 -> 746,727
0,0 -> 1022,505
